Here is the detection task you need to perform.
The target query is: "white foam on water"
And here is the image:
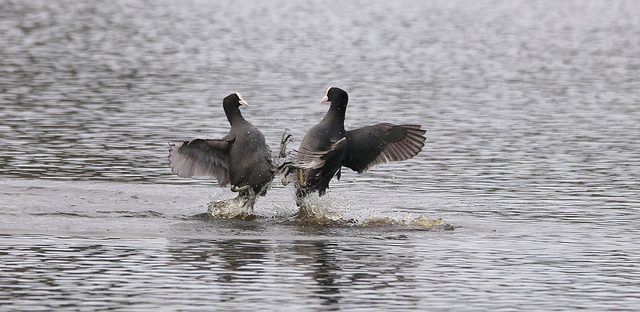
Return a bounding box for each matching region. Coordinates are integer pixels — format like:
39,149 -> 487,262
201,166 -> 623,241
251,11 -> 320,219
362,211 -> 453,230
207,196 -> 255,220
293,193 -> 452,229
295,193 -> 351,223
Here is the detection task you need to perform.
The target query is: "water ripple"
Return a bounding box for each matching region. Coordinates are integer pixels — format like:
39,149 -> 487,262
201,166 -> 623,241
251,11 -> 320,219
2,0 -> 640,310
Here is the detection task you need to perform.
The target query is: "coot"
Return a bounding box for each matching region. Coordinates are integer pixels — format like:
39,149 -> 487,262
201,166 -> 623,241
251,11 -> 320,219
290,87 -> 426,203
169,93 -> 275,214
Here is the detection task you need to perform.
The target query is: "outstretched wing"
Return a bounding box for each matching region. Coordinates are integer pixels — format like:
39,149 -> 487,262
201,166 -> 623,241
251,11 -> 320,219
343,123 -> 426,173
168,138 -> 232,185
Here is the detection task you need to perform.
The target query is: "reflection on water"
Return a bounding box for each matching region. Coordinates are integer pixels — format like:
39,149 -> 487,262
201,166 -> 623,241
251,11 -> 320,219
2,232 -> 639,311
0,235 -> 423,311
2,0 -> 640,310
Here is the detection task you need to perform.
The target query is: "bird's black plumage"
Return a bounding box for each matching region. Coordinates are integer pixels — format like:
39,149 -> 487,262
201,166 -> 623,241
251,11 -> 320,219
168,93 -> 275,210
292,87 -> 426,200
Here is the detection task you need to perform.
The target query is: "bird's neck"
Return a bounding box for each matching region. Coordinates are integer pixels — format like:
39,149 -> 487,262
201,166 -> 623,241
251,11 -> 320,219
224,106 -> 244,125
322,103 -> 346,127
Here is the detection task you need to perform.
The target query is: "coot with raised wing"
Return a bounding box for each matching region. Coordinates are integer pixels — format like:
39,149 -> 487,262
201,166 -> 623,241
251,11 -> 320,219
169,93 -> 274,216
289,87 -> 426,204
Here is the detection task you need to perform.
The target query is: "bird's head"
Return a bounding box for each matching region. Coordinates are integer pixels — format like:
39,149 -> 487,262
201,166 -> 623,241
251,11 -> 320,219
223,92 -> 249,109
320,87 -> 348,107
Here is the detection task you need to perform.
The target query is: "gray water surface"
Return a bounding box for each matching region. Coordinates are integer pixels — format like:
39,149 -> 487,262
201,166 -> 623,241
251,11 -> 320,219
1,0 -> 640,310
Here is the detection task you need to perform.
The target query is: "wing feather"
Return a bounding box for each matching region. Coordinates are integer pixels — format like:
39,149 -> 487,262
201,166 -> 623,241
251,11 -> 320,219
343,123 -> 426,173
168,138 -> 232,186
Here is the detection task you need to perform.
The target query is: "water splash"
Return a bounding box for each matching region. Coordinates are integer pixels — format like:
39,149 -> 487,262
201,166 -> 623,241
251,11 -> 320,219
295,193 -> 350,224
293,195 -> 453,230
207,196 -> 255,220
362,212 -> 454,230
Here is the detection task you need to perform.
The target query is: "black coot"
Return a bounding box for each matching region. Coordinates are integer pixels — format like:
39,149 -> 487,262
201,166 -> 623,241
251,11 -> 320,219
169,93 -> 274,212
290,87 -> 426,203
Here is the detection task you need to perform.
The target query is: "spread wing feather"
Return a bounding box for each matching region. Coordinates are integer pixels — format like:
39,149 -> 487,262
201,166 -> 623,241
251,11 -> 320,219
168,138 -> 232,185
343,123 -> 426,173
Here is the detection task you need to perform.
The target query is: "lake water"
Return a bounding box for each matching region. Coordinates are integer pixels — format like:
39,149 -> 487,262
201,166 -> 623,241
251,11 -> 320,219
1,0 -> 640,310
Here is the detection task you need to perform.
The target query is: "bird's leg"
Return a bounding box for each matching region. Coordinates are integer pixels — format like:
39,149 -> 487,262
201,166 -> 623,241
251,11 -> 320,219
231,184 -> 250,192
298,168 -> 305,185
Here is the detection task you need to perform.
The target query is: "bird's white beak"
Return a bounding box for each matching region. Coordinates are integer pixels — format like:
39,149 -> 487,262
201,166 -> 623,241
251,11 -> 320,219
236,93 -> 249,106
321,87 -> 331,103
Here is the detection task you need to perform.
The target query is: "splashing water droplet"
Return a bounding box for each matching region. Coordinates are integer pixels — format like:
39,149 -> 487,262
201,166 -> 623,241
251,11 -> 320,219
295,193 -> 350,224
207,196 -> 255,220
362,211 -> 453,230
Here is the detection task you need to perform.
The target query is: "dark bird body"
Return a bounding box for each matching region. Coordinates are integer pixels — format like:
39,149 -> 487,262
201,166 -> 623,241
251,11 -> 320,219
292,87 -> 426,202
168,93 -> 274,213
